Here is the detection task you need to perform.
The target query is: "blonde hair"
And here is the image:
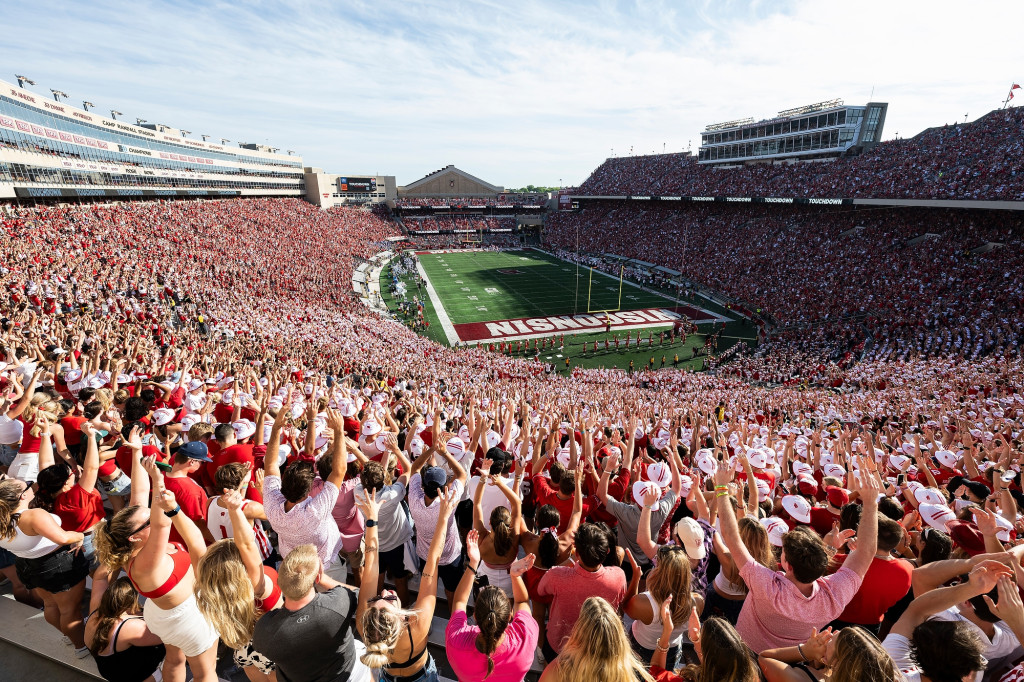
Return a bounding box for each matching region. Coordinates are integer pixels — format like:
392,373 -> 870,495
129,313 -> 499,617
554,597 -> 654,682
195,539 -> 257,649
359,604 -> 422,669
24,400 -> 59,438
277,544 -> 320,601
827,627 -> 902,682
737,517 -> 776,591
93,388 -> 114,411
94,505 -> 145,572
648,547 -> 693,624
0,479 -> 26,541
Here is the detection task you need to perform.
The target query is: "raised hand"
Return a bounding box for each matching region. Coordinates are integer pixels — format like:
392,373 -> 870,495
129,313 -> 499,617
220,489 -> 244,511
510,552 -> 535,578
660,593 -> 674,631
466,529 -> 481,566
355,488 -> 380,521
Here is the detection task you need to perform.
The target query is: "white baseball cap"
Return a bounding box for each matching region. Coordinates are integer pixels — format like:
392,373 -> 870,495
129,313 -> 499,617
781,495 -> 811,524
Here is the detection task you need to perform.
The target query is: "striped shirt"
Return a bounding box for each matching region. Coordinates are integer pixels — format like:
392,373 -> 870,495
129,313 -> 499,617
408,474 -> 463,566
263,475 -> 343,567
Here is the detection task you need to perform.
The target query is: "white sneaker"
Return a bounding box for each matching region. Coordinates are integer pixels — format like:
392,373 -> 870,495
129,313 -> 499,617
74,646 -> 91,659
62,636 -> 73,646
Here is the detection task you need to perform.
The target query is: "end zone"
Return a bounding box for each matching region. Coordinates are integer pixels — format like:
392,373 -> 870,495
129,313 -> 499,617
453,306 -> 719,343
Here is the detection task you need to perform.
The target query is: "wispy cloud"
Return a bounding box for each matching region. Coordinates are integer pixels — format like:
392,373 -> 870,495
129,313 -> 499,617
2,0 -> 1021,187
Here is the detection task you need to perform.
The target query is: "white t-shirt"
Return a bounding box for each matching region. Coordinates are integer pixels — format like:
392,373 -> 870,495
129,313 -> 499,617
881,634 -> 921,682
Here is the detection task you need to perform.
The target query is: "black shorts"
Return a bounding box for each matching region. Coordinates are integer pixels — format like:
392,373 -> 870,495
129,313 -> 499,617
15,546 -> 89,593
455,499 -> 474,531
379,544 -> 412,580
421,555 -> 463,593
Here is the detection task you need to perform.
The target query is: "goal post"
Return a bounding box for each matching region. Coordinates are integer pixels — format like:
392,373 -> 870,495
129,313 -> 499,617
586,263 -> 624,314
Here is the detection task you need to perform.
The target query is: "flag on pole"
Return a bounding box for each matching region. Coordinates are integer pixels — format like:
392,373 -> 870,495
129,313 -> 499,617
1013,84 -> 1021,90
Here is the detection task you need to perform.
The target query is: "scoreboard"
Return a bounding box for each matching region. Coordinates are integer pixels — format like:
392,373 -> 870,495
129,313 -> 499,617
338,177 -> 377,192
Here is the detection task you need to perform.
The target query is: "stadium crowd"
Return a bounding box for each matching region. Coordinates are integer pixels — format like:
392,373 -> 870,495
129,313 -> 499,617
0,196 -> 1023,682
546,202 -> 1024,384
578,108 -> 1024,201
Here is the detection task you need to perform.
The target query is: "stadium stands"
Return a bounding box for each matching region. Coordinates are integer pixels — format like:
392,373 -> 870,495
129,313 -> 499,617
577,108 -> 1024,200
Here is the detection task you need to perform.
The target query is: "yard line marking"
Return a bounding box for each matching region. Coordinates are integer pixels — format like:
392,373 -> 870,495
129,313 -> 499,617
416,261 -> 458,345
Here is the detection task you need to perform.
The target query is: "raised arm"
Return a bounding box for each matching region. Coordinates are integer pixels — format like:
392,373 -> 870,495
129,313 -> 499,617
221,490 -> 262,589
264,399 -> 289,480
842,457 -> 880,578
416,487 -> 458,613
713,458 -> 754,570
354,490 -> 381,638
452,529 -> 480,615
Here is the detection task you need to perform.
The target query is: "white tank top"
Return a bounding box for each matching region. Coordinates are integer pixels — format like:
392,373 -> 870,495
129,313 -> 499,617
207,496 -> 272,560
631,591 -> 689,650
714,569 -> 747,597
0,512 -> 63,558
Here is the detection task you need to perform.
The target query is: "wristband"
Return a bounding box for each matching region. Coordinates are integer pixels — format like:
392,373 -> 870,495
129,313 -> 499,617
714,485 -> 728,491
797,642 -> 807,662
655,638 -> 670,652
365,519 -> 377,528
715,491 -> 729,498
164,504 -> 181,518
467,562 -> 478,575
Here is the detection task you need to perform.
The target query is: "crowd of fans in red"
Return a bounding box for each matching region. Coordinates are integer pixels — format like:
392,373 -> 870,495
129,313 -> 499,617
546,202 -> 1023,384
577,108 -> 1024,201
0,197 -> 1022,682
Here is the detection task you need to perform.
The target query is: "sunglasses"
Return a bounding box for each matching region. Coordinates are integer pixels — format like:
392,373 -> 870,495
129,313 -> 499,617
367,594 -> 399,605
130,519 -> 151,536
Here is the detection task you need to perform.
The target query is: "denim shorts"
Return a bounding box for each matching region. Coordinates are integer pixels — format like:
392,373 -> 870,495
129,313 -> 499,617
381,654 -> 438,682
97,470 -> 132,497
0,443 -> 19,467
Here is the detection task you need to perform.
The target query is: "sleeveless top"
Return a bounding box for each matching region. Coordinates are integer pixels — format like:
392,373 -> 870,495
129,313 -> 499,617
631,591 -> 689,650
126,542 -> 191,599
0,512 -> 63,558
207,496 -> 273,560
94,616 -> 166,682
714,569 -> 747,597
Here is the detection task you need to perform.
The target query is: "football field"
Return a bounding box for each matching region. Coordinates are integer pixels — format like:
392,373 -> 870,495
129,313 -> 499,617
381,248 -> 755,371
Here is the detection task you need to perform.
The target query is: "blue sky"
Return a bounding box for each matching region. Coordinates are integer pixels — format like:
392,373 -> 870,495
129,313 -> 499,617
2,0 -> 1021,188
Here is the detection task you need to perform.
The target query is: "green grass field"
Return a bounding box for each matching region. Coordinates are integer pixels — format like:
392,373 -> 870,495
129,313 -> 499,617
380,248 -> 757,372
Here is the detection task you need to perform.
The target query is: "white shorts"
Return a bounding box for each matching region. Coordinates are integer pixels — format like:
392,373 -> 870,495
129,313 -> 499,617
143,593 -> 219,658
8,451 -> 39,483
479,562 -> 513,597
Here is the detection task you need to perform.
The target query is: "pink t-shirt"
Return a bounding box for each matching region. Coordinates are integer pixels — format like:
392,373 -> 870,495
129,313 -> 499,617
445,609 -> 539,682
737,557 -> 864,655
331,477 -> 364,553
736,561 -> 862,653
538,562 -> 626,651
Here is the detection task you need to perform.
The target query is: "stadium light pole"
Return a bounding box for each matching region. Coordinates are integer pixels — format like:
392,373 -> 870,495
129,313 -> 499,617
50,89 -> 68,102
136,118 -> 147,126
287,150 -> 295,155
82,101 -> 94,111
200,135 -> 209,141
15,75 -> 35,88
221,139 -> 230,145
180,130 -> 191,137
110,110 -> 123,120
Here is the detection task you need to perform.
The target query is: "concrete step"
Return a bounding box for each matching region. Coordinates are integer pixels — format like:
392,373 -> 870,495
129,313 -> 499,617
0,593 -> 102,680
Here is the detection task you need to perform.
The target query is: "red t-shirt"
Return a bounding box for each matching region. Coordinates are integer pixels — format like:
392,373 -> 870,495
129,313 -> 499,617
54,485 -> 105,532
532,475 -> 592,533
163,473 -> 209,546
205,443 -> 255,484
114,444 -> 167,478
808,507 -> 840,537
61,416 -> 87,447
833,554 -> 913,624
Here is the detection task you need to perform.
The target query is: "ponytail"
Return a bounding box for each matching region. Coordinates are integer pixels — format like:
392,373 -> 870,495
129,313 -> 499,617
490,507 -> 514,557
475,586 -> 511,680
94,505 -> 143,572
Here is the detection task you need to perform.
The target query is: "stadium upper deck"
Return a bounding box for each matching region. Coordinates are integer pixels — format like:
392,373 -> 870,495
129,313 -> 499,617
0,78 -> 304,201
573,107 -> 1024,205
